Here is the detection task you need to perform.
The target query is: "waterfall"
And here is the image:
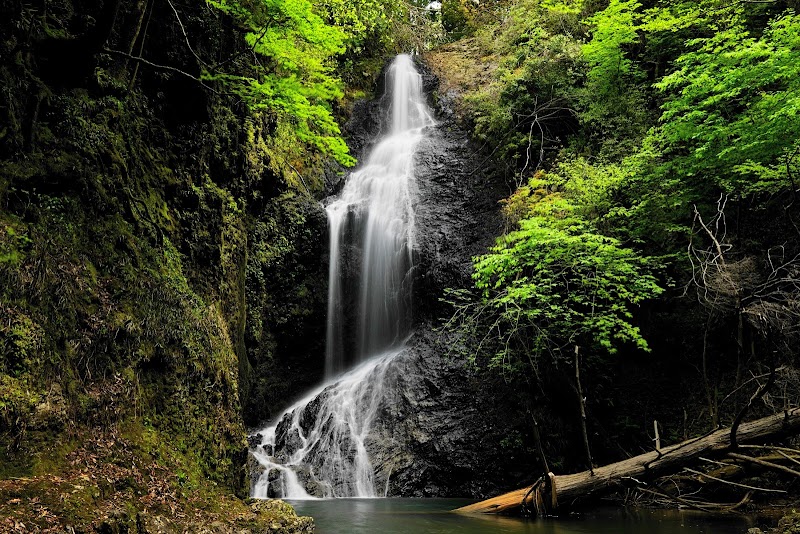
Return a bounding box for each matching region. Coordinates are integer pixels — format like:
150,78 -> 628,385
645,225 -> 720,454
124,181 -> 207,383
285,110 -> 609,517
250,54 -> 434,499
326,54 -> 434,375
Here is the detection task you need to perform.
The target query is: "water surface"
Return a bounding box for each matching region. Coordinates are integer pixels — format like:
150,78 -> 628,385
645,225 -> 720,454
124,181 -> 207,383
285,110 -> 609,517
289,498 -> 755,534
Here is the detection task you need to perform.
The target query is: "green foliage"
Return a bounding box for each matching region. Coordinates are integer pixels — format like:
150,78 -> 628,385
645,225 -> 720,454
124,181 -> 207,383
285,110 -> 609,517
469,216 -> 662,373
441,0 -> 472,38
319,0 -> 400,52
206,0 -> 355,166
582,0 -> 641,96
464,0 -> 585,170
579,0 -> 651,148
653,10 -> 800,197
504,162 -> 632,225
447,0 -> 800,417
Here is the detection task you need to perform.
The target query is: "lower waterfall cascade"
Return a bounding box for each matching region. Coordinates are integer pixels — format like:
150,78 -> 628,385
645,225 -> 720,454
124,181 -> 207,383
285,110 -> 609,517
249,54 -> 434,499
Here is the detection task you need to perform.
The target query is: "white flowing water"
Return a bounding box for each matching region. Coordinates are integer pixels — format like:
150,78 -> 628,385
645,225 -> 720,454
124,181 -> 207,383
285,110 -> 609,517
326,54 -> 434,376
250,54 -> 434,499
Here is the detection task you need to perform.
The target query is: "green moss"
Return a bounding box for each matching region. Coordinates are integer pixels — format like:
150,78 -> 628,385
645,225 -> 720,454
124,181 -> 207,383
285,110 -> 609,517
0,0 -> 347,523
0,218 -> 31,266
776,511 -> 800,534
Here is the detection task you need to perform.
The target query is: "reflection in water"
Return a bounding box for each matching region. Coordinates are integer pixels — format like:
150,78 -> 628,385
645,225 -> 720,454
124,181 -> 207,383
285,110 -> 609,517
289,498 -> 757,534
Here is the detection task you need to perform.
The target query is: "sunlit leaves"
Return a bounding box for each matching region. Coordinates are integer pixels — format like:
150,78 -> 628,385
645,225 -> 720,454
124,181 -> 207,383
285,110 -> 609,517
652,11 -> 800,196
206,0 -> 355,166
471,216 -> 662,372
582,0 -> 642,96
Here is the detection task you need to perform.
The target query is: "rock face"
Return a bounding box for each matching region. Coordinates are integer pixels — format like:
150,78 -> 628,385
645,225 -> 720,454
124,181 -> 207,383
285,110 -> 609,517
412,58 -> 508,318
264,329 -> 539,498
366,329 -> 537,498
261,56 -> 537,499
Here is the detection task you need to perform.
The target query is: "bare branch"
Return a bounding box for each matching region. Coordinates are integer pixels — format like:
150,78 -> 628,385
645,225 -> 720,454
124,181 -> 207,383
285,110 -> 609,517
683,467 -> 787,493
165,0 -> 208,68
103,48 -> 219,94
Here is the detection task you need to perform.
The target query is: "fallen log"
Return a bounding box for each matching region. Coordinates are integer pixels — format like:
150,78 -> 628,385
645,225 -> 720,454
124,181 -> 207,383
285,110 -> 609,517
456,407 -> 800,514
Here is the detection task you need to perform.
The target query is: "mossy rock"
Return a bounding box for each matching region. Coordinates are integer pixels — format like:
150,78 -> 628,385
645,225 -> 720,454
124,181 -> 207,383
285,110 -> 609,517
248,500 -> 314,533
775,511 -> 800,534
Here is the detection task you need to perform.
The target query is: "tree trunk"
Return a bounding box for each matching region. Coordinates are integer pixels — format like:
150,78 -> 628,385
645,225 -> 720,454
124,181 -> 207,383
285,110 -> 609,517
574,346 -> 593,473
455,407 -> 800,515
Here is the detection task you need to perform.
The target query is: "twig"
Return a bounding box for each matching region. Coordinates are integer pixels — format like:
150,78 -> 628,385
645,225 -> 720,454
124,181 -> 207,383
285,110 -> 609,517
728,452 -> 800,477
683,467 -> 787,493
699,457 -> 741,470
731,363 -> 777,448
722,490 -> 754,513
776,450 -> 800,469
102,48 -> 219,95
165,0 -> 208,68
637,487 -> 725,512
211,22 -> 273,70
720,370 -> 782,405
740,444 -> 800,456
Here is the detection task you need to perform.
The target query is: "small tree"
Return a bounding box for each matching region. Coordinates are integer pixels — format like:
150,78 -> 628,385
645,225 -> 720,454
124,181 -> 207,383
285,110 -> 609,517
447,214 -> 662,378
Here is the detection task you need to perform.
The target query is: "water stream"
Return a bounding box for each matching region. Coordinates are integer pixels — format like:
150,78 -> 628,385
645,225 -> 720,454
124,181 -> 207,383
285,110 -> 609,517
326,53 -> 434,375
250,54 -> 434,499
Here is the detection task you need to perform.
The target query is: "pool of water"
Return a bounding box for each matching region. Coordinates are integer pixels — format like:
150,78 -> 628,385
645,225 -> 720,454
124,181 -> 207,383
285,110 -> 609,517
288,498 -> 758,534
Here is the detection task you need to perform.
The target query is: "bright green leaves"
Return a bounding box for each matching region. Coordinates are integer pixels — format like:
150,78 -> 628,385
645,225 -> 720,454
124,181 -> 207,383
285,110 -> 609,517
579,0 -> 653,150
583,0 -> 642,96
653,11 -> 800,196
472,216 -> 662,372
206,0 -> 355,167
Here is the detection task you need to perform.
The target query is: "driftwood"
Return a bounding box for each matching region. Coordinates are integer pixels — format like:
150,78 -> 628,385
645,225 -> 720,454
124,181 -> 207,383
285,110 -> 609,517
456,407 -> 800,514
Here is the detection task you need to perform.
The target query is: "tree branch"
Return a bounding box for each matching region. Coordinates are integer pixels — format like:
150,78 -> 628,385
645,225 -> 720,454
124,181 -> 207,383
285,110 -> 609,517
102,48 -> 219,94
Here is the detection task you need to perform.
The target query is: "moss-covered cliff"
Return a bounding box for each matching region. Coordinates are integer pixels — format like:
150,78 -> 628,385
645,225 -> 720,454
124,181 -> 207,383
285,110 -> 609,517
0,0 -> 366,529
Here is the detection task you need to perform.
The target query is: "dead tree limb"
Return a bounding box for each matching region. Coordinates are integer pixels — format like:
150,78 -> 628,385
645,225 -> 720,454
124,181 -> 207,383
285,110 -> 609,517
683,467 -> 787,493
727,451 -> 800,477
731,362 -> 776,448
455,407 -> 800,514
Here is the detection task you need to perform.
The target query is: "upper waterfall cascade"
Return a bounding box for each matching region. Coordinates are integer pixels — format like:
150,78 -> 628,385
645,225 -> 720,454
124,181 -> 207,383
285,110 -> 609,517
250,54 -> 434,499
326,54 -> 435,376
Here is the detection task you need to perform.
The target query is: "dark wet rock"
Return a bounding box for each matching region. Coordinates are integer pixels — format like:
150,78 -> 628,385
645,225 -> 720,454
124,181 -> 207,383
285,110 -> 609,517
298,393 -> 323,436
284,428 -> 304,457
409,57 -> 509,322
247,434 -> 263,449
265,468 -> 284,498
274,417 -> 304,459
248,451 -> 267,493
357,327 -> 536,498
292,464 -> 327,497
